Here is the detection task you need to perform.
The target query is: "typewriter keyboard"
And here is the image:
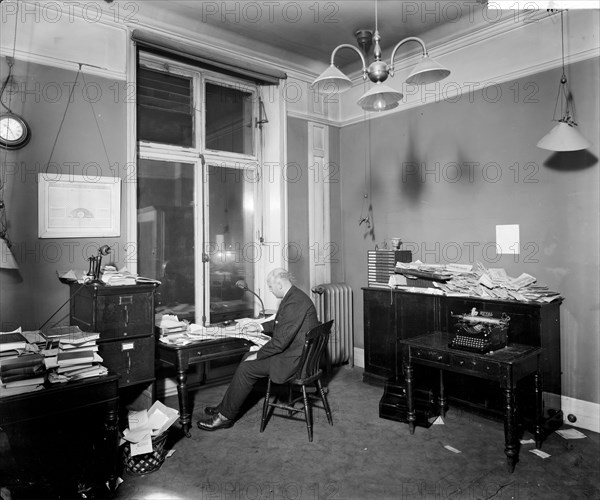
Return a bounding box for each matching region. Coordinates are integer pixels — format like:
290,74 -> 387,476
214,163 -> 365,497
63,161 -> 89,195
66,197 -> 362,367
449,335 -> 490,353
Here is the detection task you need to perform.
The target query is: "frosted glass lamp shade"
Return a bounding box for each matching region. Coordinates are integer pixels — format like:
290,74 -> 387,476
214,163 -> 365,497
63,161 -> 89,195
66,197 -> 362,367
357,83 -> 403,112
312,65 -> 353,94
0,237 -> 19,269
405,55 -> 451,86
536,121 -> 592,151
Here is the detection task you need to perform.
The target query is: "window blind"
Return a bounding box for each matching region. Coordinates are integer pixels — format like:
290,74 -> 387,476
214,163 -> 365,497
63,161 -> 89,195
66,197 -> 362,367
131,29 -> 287,85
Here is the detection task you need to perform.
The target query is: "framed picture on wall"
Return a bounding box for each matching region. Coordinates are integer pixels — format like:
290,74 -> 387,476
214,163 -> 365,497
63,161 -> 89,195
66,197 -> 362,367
38,174 -> 121,238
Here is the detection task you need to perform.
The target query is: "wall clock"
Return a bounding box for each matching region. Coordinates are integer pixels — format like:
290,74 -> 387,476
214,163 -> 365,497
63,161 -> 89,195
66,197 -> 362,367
0,113 -> 31,150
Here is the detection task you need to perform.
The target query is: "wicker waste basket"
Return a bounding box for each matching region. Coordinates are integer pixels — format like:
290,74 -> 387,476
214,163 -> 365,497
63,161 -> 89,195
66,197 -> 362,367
122,431 -> 169,475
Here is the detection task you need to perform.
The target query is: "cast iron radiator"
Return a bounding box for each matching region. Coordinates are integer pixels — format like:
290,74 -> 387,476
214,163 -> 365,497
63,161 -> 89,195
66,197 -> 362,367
311,283 -> 354,367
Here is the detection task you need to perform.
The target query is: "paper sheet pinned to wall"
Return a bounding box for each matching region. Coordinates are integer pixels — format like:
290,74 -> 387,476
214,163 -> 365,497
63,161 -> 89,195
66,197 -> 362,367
496,224 -> 520,255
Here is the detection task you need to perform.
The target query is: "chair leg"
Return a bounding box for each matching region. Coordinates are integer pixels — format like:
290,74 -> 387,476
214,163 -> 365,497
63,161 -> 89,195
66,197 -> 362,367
316,379 -> 333,425
260,379 -> 272,433
287,384 -> 294,416
301,384 -> 313,442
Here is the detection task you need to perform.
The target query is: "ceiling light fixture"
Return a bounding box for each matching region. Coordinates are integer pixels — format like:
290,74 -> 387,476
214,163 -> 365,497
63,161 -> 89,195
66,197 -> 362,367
312,0 -> 451,112
537,10 -> 591,151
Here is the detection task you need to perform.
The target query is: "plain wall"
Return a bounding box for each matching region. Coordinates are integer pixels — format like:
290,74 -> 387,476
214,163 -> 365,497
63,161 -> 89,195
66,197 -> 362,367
339,58 -> 600,405
286,118 -> 343,290
0,62 -> 128,331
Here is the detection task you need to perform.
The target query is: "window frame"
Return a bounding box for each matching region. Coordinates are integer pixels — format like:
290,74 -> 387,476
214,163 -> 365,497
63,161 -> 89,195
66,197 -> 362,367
136,51 -> 262,325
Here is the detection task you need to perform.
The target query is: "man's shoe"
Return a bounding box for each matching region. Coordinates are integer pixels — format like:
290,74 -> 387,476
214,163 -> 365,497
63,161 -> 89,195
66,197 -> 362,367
204,406 -> 219,416
197,413 -> 234,431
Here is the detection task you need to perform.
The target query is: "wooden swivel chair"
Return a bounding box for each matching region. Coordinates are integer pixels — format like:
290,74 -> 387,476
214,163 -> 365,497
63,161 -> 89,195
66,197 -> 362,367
259,320 -> 334,442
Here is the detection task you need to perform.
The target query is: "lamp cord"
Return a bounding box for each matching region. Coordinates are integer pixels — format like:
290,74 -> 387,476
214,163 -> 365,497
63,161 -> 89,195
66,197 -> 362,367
38,281 -> 87,330
0,0 -> 20,247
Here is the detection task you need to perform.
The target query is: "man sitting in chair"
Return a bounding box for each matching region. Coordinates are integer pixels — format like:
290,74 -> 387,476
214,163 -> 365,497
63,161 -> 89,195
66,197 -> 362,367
197,268 -> 319,431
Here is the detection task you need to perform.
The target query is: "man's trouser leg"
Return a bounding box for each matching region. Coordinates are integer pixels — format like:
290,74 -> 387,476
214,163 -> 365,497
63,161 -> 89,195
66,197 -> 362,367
218,357 -> 271,420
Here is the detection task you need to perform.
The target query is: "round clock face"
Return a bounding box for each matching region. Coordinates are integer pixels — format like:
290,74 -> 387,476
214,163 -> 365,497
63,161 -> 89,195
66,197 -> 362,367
0,114 -> 31,150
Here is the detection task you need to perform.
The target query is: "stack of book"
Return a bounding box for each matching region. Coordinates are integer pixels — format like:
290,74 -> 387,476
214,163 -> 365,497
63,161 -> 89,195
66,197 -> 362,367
0,352 -> 46,397
1,328 -> 30,357
45,326 -> 107,382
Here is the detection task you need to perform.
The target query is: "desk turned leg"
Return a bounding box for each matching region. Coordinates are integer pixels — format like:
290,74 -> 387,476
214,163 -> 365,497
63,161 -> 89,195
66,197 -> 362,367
176,369 -> 192,438
104,400 -> 120,495
503,387 -> 518,473
405,362 -> 416,435
534,371 -> 543,449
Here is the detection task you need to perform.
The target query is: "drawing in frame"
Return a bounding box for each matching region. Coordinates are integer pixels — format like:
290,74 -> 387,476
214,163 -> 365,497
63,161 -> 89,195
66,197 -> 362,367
38,173 -> 121,238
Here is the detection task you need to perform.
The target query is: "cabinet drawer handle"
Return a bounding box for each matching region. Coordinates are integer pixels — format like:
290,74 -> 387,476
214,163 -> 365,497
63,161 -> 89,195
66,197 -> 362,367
197,351 -> 202,356
459,360 -> 465,366
437,355 -> 443,361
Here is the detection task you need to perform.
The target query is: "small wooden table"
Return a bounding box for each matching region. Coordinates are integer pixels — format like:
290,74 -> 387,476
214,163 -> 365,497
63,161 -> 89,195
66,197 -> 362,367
0,373 -> 120,492
157,337 -> 252,436
399,332 -> 543,472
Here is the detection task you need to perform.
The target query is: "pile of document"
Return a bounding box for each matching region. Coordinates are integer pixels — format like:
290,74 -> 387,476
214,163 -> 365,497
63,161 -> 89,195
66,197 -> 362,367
394,261 -> 562,303
156,314 -> 272,348
44,326 -> 107,382
0,330 -> 46,397
100,266 -> 137,286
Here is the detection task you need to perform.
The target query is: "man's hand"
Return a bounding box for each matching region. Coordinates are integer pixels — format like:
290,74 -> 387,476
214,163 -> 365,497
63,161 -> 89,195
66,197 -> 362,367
244,352 -> 258,362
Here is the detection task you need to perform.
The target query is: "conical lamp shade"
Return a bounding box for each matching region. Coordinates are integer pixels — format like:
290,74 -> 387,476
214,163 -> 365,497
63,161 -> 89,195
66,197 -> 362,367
406,55 -> 451,85
0,237 -> 19,270
312,64 -> 353,94
536,121 -> 592,151
357,83 -> 403,112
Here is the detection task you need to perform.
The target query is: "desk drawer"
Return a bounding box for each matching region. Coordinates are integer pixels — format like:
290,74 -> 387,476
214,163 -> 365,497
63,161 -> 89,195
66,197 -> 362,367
98,336 -> 155,387
188,340 -> 251,364
412,348 -> 449,364
449,353 -> 501,377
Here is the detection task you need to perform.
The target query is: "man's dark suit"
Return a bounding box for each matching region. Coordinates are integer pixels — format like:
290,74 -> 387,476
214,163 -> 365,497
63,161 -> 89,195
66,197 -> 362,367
217,285 -> 319,420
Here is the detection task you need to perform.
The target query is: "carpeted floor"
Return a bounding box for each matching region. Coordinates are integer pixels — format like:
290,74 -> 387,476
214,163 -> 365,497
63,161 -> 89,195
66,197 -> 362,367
112,367 -> 599,500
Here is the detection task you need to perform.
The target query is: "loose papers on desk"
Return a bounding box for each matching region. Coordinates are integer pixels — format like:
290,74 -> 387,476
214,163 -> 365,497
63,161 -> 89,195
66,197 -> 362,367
393,261 -> 562,303
157,315 -> 273,347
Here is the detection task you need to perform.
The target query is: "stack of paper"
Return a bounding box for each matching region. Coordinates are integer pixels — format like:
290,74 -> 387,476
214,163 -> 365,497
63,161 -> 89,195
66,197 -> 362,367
0,352 -> 46,397
394,261 -> 562,303
44,326 -> 106,382
101,266 -> 137,286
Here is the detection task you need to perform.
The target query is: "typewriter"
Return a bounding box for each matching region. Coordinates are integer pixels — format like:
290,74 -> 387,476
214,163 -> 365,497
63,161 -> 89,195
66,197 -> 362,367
449,308 -> 510,353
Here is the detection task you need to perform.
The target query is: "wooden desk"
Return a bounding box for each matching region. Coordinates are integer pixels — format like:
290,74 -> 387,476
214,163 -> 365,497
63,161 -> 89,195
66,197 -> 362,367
157,337 -> 252,436
400,332 -> 543,473
0,373 -> 120,493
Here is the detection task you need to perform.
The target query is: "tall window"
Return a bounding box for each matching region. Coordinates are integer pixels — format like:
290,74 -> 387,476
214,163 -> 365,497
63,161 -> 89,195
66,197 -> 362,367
136,55 -> 259,324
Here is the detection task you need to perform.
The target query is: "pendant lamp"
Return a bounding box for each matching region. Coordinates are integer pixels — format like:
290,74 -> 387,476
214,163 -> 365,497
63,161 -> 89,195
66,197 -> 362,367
312,0 -> 450,112
537,10 -> 591,151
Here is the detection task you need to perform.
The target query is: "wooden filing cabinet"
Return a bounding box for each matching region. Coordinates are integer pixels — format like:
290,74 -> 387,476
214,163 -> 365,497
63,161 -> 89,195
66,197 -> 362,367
69,283 -> 158,388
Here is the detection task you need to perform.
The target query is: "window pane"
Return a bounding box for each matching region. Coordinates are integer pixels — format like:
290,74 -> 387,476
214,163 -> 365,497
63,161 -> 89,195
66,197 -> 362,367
137,159 -> 195,320
207,165 -> 255,322
205,83 -> 253,155
137,68 -> 194,147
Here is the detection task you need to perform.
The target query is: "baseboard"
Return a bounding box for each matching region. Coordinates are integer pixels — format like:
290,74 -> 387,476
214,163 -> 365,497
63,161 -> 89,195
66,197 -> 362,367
353,347 -> 364,369
353,347 -> 599,434
560,396 -> 600,433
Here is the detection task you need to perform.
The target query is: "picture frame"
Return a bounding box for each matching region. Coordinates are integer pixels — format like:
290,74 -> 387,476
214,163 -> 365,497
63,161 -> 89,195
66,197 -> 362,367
38,174 -> 121,238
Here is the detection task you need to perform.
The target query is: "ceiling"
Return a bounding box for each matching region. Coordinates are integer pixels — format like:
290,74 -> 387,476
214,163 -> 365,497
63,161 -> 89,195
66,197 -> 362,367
126,0 -> 489,75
